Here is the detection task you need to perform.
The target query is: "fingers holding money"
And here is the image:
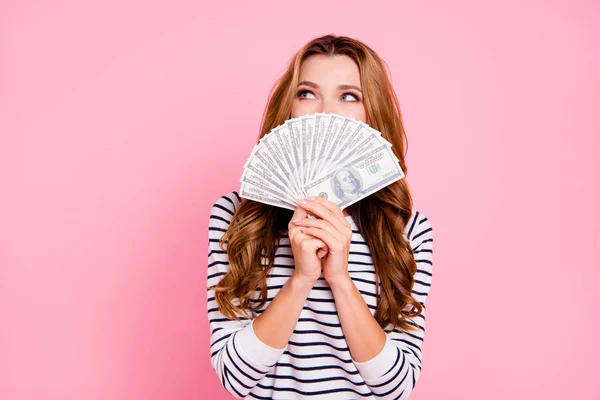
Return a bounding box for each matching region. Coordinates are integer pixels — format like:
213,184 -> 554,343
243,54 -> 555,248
296,196 -> 351,235
288,208 -> 330,263
293,197 -> 352,256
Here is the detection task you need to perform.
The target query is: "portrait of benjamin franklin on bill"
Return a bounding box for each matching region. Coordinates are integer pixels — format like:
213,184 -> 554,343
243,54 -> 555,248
331,167 -> 363,202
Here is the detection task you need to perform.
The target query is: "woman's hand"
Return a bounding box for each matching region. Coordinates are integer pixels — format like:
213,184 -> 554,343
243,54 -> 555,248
288,205 -> 328,289
292,197 -> 352,286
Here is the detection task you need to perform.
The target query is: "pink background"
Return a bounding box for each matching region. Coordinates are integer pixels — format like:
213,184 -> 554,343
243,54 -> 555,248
1,0 -> 599,399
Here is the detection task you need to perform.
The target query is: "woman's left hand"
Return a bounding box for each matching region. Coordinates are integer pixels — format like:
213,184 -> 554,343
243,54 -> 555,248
292,196 -> 353,285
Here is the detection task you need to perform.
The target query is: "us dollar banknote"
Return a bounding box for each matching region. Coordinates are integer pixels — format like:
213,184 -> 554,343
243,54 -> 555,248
240,113 -> 404,210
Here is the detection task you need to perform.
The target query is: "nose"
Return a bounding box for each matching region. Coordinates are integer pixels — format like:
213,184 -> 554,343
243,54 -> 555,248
321,99 -> 336,115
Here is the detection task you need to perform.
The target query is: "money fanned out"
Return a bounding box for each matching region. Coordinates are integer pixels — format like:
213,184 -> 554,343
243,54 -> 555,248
239,113 -> 405,211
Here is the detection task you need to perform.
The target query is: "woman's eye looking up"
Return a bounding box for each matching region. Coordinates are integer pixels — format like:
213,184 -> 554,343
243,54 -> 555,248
341,93 -> 359,102
298,90 -> 315,99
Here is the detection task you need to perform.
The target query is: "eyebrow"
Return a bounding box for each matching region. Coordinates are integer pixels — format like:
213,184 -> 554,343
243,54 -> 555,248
297,81 -> 362,93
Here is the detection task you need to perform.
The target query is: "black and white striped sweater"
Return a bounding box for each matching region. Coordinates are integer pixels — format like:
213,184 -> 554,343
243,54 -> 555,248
207,191 -> 434,399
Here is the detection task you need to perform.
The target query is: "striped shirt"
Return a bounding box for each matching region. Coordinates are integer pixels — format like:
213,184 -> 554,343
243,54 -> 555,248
207,191 -> 434,399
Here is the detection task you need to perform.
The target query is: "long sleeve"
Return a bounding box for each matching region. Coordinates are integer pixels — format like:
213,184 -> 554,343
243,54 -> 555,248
351,212 -> 434,399
206,192 -> 286,399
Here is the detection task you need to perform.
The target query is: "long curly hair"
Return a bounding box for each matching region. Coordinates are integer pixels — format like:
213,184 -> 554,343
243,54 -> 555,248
211,34 -> 422,332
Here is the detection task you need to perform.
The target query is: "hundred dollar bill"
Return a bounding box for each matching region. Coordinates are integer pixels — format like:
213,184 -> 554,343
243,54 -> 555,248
312,129 -> 380,181
241,160 -> 299,205
367,125 -> 399,163
329,122 -> 372,167
301,115 -> 314,186
308,113 -> 331,182
259,129 -> 303,199
246,144 -> 291,189
320,116 -> 361,173
240,183 -> 296,211
285,117 -> 304,185
318,114 -> 345,171
303,143 -> 405,209
272,123 -> 305,196
313,113 -> 344,178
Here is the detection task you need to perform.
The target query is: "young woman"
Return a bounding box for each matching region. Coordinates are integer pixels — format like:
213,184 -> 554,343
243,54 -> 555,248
207,34 -> 434,399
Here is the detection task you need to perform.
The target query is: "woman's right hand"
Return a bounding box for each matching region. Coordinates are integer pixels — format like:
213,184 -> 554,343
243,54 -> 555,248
288,205 -> 328,288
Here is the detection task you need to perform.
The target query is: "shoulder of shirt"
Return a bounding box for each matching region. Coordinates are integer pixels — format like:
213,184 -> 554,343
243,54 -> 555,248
209,190 -> 242,225
405,209 -> 433,244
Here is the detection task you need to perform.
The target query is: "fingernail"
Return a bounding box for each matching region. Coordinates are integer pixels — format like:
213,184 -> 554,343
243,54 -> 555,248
292,219 -> 301,224
305,196 -> 315,201
301,227 -> 307,232
299,199 -> 307,204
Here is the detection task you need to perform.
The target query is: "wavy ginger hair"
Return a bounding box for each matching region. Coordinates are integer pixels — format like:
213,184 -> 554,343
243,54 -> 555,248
212,34 -> 422,332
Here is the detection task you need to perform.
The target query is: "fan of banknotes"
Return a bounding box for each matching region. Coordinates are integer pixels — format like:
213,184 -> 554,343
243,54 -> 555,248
239,112 -> 405,210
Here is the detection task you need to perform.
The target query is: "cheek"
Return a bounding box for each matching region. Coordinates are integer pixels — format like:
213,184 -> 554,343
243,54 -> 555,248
345,103 -> 367,123
291,100 -> 316,118
290,100 -> 299,118
357,105 -> 367,123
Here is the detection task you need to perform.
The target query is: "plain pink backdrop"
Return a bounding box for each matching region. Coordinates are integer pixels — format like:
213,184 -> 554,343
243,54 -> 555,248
1,0 -> 599,399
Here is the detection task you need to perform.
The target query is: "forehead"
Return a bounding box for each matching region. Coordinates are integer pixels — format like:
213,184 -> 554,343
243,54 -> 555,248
299,54 -> 361,86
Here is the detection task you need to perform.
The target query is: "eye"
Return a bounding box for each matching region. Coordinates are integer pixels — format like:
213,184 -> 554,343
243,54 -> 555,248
341,92 -> 360,102
297,90 -> 316,99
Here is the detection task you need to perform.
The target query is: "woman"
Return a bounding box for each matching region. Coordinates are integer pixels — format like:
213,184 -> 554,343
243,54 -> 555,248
207,34 -> 434,399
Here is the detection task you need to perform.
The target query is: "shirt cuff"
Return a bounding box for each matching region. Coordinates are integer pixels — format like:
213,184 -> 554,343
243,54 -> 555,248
236,319 -> 287,368
352,335 -> 399,381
